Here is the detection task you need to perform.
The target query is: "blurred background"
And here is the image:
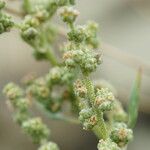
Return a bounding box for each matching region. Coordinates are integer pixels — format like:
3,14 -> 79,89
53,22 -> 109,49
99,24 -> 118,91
0,0 -> 150,150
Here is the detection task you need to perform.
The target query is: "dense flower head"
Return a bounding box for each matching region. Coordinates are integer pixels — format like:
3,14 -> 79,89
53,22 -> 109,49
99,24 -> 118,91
3,83 -> 23,101
28,78 -> 50,100
110,122 -> 133,147
21,27 -> 38,41
59,6 -> 79,23
0,1 -> 14,34
94,88 -> 115,112
63,48 -> 102,73
22,117 -> 50,144
46,66 -> 74,85
85,21 -> 99,48
74,79 -> 87,98
0,1 -> 5,10
38,142 -> 60,150
79,108 -> 98,130
68,25 -> 87,43
97,139 -> 121,150
0,13 -> 14,34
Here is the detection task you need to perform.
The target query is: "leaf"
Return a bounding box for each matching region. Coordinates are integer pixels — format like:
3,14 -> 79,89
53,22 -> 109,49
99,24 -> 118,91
128,68 -> 142,128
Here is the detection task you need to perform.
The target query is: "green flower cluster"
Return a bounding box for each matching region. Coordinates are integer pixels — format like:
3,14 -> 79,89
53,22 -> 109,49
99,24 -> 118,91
63,47 -> 101,74
110,123 -> 133,148
22,117 -> 50,144
79,108 -> 98,130
3,83 -> 23,101
2,1 -> 137,150
20,0 -> 76,62
59,6 -> 79,24
28,78 -> 50,100
94,88 -> 115,112
3,83 -> 52,146
60,6 -> 101,74
74,79 -> 87,98
97,139 -> 121,150
0,1 -> 14,34
3,83 -> 29,124
46,67 -> 74,85
38,142 -> 60,150
26,66 -> 76,113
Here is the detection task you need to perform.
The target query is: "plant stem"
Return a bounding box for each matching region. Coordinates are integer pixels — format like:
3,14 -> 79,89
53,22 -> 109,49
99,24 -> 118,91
83,75 -> 108,140
46,49 -> 58,66
36,102 -> 80,124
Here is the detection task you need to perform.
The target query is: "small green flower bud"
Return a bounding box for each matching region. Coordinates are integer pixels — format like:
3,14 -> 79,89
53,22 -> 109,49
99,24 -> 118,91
3,83 -> 23,101
65,58 -> 76,68
59,6 -> 79,23
69,0 -> 75,5
81,56 -> 98,73
28,78 -> 50,99
74,79 -> 87,98
46,67 -> 62,84
0,13 -> 14,34
23,15 -> 40,28
57,0 -> 68,6
97,139 -> 121,150
63,51 -> 76,68
68,26 -> 86,43
39,142 -> 59,150
35,9 -> 49,22
79,108 -> 93,120
22,27 -> 38,41
15,98 -> 30,112
46,67 -> 74,85
79,108 -> 97,130
72,50 -> 84,63
22,117 -> 50,144
110,123 -> 133,148
95,88 -> 115,112
61,67 -> 74,84
0,1 -> 5,9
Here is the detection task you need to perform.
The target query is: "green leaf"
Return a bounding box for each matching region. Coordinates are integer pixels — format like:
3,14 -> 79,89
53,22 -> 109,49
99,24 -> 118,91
128,68 -> 142,128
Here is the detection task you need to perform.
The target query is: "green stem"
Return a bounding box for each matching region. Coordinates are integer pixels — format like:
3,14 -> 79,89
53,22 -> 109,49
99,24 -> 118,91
36,102 -> 80,124
92,112 -> 108,140
46,49 -> 58,66
83,75 -> 108,140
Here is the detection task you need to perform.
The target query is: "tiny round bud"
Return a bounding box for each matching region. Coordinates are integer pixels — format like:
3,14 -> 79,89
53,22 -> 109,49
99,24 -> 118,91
95,88 -> 115,112
97,138 -> 121,150
74,79 -> 87,98
38,142 -> 59,150
110,123 -> 133,148
3,83 -> 23,101
0,13 -> 14,34
46,67 -> 62,84
79,108 -> 97,130
22,27 -> 38,41
68,26 -> 86,43
59,6 -> 79,23
22,117 -> 50,144
0,1 -> 5,9
15,98 -> 30,112
28,78 -> 50,99
35,9 -> 49,22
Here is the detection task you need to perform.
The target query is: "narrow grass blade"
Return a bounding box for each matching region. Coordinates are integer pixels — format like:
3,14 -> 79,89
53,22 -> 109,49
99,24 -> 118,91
128,68 -> 142,128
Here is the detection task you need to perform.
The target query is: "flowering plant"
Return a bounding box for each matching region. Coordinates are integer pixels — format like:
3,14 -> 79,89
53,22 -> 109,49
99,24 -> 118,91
2,0 -> 141,150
